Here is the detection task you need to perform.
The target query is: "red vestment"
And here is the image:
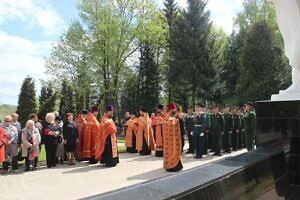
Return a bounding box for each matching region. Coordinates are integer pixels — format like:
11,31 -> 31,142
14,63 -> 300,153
75,114 -> 86,160
125,118 -> 138,148
0,128 -> 7,162
136,113 -> 155,152
95,113 -> 118,161
81,113 -> 99,158
163,113 -> 183,171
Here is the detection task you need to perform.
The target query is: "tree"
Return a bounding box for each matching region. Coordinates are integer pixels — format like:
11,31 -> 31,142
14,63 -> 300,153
120,66 -> 138,114
17,77 -> 37,127
38,83 -> 57,120
236,20 -> 291,102
46,21 -> 92,112
46,0 -> 161,121
163,0 -> 178,102
220,31 -> 241,104
136,42 -> 160,113
168,0 -> 214,109
208,26 -> 228,103
59,79 -> 76,118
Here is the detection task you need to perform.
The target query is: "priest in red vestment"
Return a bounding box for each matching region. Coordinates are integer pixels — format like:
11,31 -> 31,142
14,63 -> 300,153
75,110 -> 88,160
125,111 -> 139,153
95,105 -> 119,167
163,102 -> 183,172
136,107 -> 155,156
82,106 -> 100,164
152,104 -> 165,157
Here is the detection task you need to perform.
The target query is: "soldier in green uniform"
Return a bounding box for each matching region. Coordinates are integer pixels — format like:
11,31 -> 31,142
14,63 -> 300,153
232,107 -> 242,151
223,106 -> 233,153
203,106 -> 210,155
244,102 -> 256,151
192,104 -> 207,159
238,107 -> 246,149
210,105 -> 225,156
185,106 -> 195,154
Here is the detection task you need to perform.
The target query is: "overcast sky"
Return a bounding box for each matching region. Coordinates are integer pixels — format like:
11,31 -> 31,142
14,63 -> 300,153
0,0 -> 243,105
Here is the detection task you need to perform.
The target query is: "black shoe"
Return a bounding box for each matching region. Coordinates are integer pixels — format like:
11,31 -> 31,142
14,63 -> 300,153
194,156 -> 202,159
25,168 -> 29,172
218,153 -> 222,156
186,150 -> 194,154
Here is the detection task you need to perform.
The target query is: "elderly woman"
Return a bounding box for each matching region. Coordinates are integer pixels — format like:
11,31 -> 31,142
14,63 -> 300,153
22,120 -> 41,171
0,116 -> 19,172
63,113 -> 78,165
44,113 -> 61,168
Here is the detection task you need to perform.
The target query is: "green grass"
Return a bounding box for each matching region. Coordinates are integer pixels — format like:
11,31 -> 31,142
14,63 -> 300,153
117,137 -> 125,143
39,145 -> 46,161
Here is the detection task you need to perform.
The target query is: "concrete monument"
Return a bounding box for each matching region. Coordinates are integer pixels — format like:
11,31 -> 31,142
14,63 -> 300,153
270,0 -> 300,101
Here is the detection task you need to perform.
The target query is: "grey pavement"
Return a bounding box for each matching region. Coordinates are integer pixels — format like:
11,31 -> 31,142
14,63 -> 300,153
0,149 -> 247,200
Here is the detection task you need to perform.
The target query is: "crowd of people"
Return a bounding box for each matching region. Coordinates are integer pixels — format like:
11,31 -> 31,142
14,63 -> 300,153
0,101 -> 256,174
124,102 -> 256,171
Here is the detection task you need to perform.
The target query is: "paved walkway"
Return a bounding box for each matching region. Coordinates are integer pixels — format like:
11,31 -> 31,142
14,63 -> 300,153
0,149 -> 247,200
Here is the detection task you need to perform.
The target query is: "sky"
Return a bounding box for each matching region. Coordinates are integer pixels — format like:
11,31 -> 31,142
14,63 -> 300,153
0,0 -> 243,105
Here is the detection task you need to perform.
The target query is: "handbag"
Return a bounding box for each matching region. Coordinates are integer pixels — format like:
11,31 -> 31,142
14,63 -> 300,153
57,135 -> 63,143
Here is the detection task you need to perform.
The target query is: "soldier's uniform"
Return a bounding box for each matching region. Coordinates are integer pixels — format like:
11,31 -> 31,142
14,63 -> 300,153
223,112 -> 233,153
185,113 -> 195,153
203,111 -> 211,155
232,112 -> 242,150
192,112 -> 207,159
244,110 -> 256,151
240,113 -> 246,149
211,112 -> 225,156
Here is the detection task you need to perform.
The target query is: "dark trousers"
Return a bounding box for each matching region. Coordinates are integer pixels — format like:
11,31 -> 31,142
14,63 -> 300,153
25,155 -> 37,170
232,129 -> 240,150
239,131 -> 245,149
187,131 -> 194,152
223,131 -> 232,152
212,131 -> 222,155
193,134 -> 204,158
45,142 -> 58,168
3,156 -> 18,171
203,131 -> 208,154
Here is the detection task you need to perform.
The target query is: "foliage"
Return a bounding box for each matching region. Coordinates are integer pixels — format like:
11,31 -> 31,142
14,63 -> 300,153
136,42 -> 160,113
59,79 -> 76,118
38,82 -> 57,120
16,77 -> 37,127
236,20 -> 291,102
166,0 -> 214,109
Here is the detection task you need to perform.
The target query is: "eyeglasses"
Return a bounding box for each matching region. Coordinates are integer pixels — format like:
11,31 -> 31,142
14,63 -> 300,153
4,120 -> 11,123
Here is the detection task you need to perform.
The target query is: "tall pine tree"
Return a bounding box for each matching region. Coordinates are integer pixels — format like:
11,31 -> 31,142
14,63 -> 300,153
17,77 -> 37,127
59,79 -> 76,118
38,83 -> 57,120
163,0 -> 178,102
136,42 -> 160,113
237,20 -> 291,102
220,31 -> 241,103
